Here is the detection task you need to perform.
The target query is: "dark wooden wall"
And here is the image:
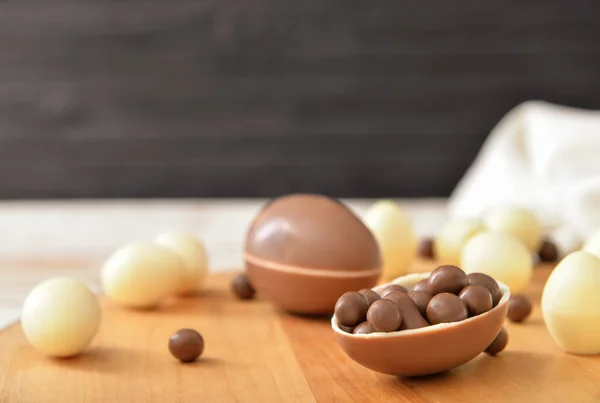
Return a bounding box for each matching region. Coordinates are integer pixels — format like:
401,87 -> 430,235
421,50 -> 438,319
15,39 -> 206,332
0,0 -> 599,199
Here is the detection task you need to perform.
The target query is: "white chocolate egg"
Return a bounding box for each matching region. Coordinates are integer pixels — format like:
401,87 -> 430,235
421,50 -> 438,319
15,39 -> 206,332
483,206 -> 542,253
21,277 -> 100,357
434,218 -> 486,266
363,200 -> 417,279
461,232 -> 533,293
542,251 -> 600,355
101,242 -> 183,308
154,231 -> 208,295
582,229 -> 600,258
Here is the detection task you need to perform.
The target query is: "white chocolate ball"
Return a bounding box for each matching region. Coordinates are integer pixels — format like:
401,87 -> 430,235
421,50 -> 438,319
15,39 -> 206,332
461,232 -> 533,293
22,277 -> 100,357
542,251 -> 600,355
582,229 -> 600,259
484,206 -> 542,253
363,200 -> 417,279
154,231 -> 208,295
434,218 -> 486,265
101,242 -> 183,308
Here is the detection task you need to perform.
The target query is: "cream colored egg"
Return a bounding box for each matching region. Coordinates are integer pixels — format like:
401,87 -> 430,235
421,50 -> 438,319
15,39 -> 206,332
363,200 -> 417,279
434,218 -> 486,265
484,206 -> 542,253
582,229 -> 600,258
101,242 -> 183,308
21,277 -> 100,357
154,230 -> 208,295
461,232 -> 533,293
542,251 -> 600,355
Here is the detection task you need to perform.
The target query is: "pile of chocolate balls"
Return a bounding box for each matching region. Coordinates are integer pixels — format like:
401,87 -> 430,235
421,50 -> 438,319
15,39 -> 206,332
334,265 -> 521,355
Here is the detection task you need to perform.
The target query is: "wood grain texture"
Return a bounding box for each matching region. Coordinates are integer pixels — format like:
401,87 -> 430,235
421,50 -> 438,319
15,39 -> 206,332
0,1 -> 599,198
2,260 -> 600,402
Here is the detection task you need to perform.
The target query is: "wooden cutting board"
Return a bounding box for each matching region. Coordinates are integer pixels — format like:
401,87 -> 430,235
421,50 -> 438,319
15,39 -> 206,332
1,260 -> 600,403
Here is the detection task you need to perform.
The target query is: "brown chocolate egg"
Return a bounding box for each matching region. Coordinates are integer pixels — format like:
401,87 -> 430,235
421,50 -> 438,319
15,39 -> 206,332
244,194 -> 382,314
332,273 -> 510,377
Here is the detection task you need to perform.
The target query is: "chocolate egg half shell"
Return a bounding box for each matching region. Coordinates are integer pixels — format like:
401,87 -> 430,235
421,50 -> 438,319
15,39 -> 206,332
244,194 -> 382,314
332,272 -> 510,377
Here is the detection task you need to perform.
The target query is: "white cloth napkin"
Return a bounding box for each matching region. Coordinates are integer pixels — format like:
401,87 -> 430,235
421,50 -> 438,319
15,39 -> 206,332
447,100 -> 600,256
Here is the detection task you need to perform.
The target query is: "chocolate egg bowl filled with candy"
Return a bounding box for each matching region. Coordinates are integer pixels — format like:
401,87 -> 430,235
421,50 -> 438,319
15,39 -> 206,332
331,268 -> 510,377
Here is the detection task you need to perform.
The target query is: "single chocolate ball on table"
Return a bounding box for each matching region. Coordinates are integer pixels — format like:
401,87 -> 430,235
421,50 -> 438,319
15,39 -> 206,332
538,239 -> 558,262
231,273 -> 256,300
507,294 -> 532,322
418,238 -> 435,259
335,291 -> 370,327
485,327 -> 509,355
367,299 -> 402,332
459,285 -> 493,316
426,293 -> 468,325
428,265 -> 468,295
466,272 -> 502,306
169,328 -> 205,363
358,289 -> 381,306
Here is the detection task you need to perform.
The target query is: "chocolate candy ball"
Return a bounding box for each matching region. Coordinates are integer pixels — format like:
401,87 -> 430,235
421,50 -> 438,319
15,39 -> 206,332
434,218 -> 486,265
426,293 -> 468,325
363,200 -> 417,279
541,251 -> 600,354
21,277 -> 101,358
367,299 -> 402,332
427,265 -> 468,295
508,294 -> 532,323
358,289 -> 381,306
337,323 -> 355,333
484,206 -> 542,253
538,240 -> 558,262
231,273 -> 256,300
462,232 -> 533,294
485,327 -> 508,355
169,329 -> 205,363
384,291 -> 429,329
459,285 -> 493,316
101,242 -> 184,309
353,321 -> 374,335
412,279 -> 429,293
154,231 -> 208,295
466,272 -> 502,306
418,238 -> 435,259
335,292 -> 369,327
409,291 -> 432,316
379,284 -> 407,297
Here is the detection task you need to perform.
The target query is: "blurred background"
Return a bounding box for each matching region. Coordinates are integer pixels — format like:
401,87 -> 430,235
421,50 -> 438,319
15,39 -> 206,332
0,1 -> 599,199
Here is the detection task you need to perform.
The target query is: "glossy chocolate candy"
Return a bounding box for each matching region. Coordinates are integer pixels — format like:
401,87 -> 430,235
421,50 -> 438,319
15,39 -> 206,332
244,194 -> 382,314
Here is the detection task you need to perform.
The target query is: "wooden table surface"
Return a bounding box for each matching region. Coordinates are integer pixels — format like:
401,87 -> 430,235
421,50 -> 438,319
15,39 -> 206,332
1,259 -> 600,403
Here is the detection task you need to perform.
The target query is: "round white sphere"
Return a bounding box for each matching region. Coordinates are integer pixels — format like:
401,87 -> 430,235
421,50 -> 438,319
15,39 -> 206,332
484,206 -> 542,253
542,251 -> 600,355
434,218 -> 486,266
154,230 -> 208,295
582,229 -> 600,259
363,200 -> 417,279
101,242 -> 183,308
461,232 -> 533,293
22,277 -> 101,357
